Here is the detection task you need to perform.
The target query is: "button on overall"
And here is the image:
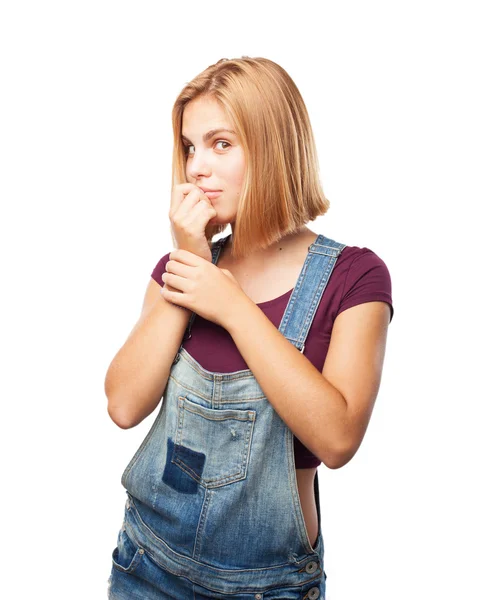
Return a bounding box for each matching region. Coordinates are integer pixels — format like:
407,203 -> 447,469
114,233 -> 344,597
305,560 -> 319,574
304,587 -> 320,600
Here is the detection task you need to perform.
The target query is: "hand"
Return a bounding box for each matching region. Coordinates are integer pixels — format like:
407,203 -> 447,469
169,183 -> 217,263
160,248 -> 247,328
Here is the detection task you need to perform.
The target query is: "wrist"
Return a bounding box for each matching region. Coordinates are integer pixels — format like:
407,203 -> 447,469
164,284 -> 192,315
221,293 -> 255,333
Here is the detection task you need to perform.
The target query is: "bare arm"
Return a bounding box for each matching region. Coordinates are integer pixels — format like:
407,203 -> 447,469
225,298 -> 390,469
104,179 -> 218,428
104,278 -> 191,429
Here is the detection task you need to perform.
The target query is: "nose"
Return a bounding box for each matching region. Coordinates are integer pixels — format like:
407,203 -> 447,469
186,148 -> 212,179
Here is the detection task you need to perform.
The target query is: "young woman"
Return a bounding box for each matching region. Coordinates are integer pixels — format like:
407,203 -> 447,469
105,56 -> 393,599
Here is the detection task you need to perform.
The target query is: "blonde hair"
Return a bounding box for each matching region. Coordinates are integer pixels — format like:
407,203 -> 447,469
171,56 -> 330,259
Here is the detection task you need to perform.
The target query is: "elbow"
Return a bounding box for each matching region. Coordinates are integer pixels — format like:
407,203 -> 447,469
107,395 -> 156,429
325,453 -> 351,470
107,401 -> 136,430
323,441 -> 357,470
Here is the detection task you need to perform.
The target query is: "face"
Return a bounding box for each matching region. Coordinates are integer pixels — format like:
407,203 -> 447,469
182,96 -> 245,227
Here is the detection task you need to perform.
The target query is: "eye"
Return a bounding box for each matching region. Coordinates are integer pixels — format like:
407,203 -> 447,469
182,140 -> 231,156
215,140 -> 231,150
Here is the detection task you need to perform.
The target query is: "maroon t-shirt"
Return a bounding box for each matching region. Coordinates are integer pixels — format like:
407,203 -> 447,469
151,243 -> 394,469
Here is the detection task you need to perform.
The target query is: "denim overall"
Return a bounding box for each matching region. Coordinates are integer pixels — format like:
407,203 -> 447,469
108,233 -> 346,599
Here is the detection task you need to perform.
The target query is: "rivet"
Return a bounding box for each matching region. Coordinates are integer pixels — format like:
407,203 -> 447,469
305,560 -> 318,574
139,548 -> 144,554
254,595 -> 262,600
307,587 -> 320,600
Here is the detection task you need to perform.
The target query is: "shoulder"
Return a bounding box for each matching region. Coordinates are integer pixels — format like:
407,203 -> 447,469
337,245 -> 392,279
333,244 -> 394,323
150,251 -> 171,284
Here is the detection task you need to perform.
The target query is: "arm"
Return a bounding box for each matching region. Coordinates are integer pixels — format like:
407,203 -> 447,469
104,278 -> 191,429
224,299 -> 390,469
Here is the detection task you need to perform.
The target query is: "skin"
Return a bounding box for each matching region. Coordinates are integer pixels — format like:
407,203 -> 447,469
180,95 -> 308,251
161,95 -> 391,545
163,94 -> 390,464
171,95 -> 313,330
180,95 -> 246,232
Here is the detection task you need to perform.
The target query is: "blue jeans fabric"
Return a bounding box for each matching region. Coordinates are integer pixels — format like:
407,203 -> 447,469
108,233 -> 345,599
107,491 -> 326,599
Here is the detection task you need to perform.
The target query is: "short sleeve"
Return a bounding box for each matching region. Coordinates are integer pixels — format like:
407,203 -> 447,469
151,252 -> 171,286
336,249 -> 394,323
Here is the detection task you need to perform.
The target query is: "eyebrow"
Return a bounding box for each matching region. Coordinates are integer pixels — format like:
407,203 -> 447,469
181,128 -> 237,143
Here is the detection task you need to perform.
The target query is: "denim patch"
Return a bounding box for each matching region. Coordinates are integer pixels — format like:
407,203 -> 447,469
162,437 -> 205,494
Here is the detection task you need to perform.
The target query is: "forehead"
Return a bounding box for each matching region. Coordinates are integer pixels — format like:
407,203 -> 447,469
182,97 -> 231,134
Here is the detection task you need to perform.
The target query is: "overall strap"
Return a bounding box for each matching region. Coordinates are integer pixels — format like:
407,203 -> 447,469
278,234 -> 347,353
181,232 -> 346,350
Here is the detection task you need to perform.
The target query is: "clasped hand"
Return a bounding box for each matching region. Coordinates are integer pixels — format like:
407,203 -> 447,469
160,249 -> 247,329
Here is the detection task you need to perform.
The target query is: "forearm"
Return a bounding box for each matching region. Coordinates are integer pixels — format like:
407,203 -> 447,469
224,298 -> 349,468
105,289 -> 191,428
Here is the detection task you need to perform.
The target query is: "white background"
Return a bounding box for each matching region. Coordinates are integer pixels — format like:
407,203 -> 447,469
1,1 -> 477,598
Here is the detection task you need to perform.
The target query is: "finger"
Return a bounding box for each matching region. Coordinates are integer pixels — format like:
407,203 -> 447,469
165,260 -> 192,279
169,183 -> 198,216
180,197 -> 217,229
161,271 -> 189,292
160,286 -> 188,309
172,187 -> 203,220
171,184 -> 212,221
169,249 -> 200,265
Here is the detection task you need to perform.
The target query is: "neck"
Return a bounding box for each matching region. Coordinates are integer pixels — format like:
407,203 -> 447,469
225,226 -> 308,256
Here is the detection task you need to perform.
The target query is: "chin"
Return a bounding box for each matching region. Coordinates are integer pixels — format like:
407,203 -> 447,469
212,210 -> 235,223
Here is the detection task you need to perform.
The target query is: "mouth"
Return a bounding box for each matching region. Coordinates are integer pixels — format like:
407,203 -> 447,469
201,190 -> 222,199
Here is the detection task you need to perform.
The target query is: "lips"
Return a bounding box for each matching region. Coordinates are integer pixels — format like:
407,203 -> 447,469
199,188 -> 222,200
199,187 -> 221,193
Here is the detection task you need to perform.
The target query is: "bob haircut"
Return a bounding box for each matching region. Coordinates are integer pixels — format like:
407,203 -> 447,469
171,56 -> 330,260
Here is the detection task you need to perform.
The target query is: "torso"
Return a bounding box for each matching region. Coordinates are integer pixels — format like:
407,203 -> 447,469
216,227 -> 320,548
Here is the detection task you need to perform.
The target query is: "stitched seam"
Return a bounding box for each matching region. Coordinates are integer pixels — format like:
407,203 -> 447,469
337,250 -> 367,318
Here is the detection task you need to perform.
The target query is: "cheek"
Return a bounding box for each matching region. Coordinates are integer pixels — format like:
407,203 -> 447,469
230,157 -> 246,188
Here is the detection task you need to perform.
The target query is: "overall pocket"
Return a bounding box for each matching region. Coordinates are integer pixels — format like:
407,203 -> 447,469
111,527 -> 145,574
173,396 -> 256,488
